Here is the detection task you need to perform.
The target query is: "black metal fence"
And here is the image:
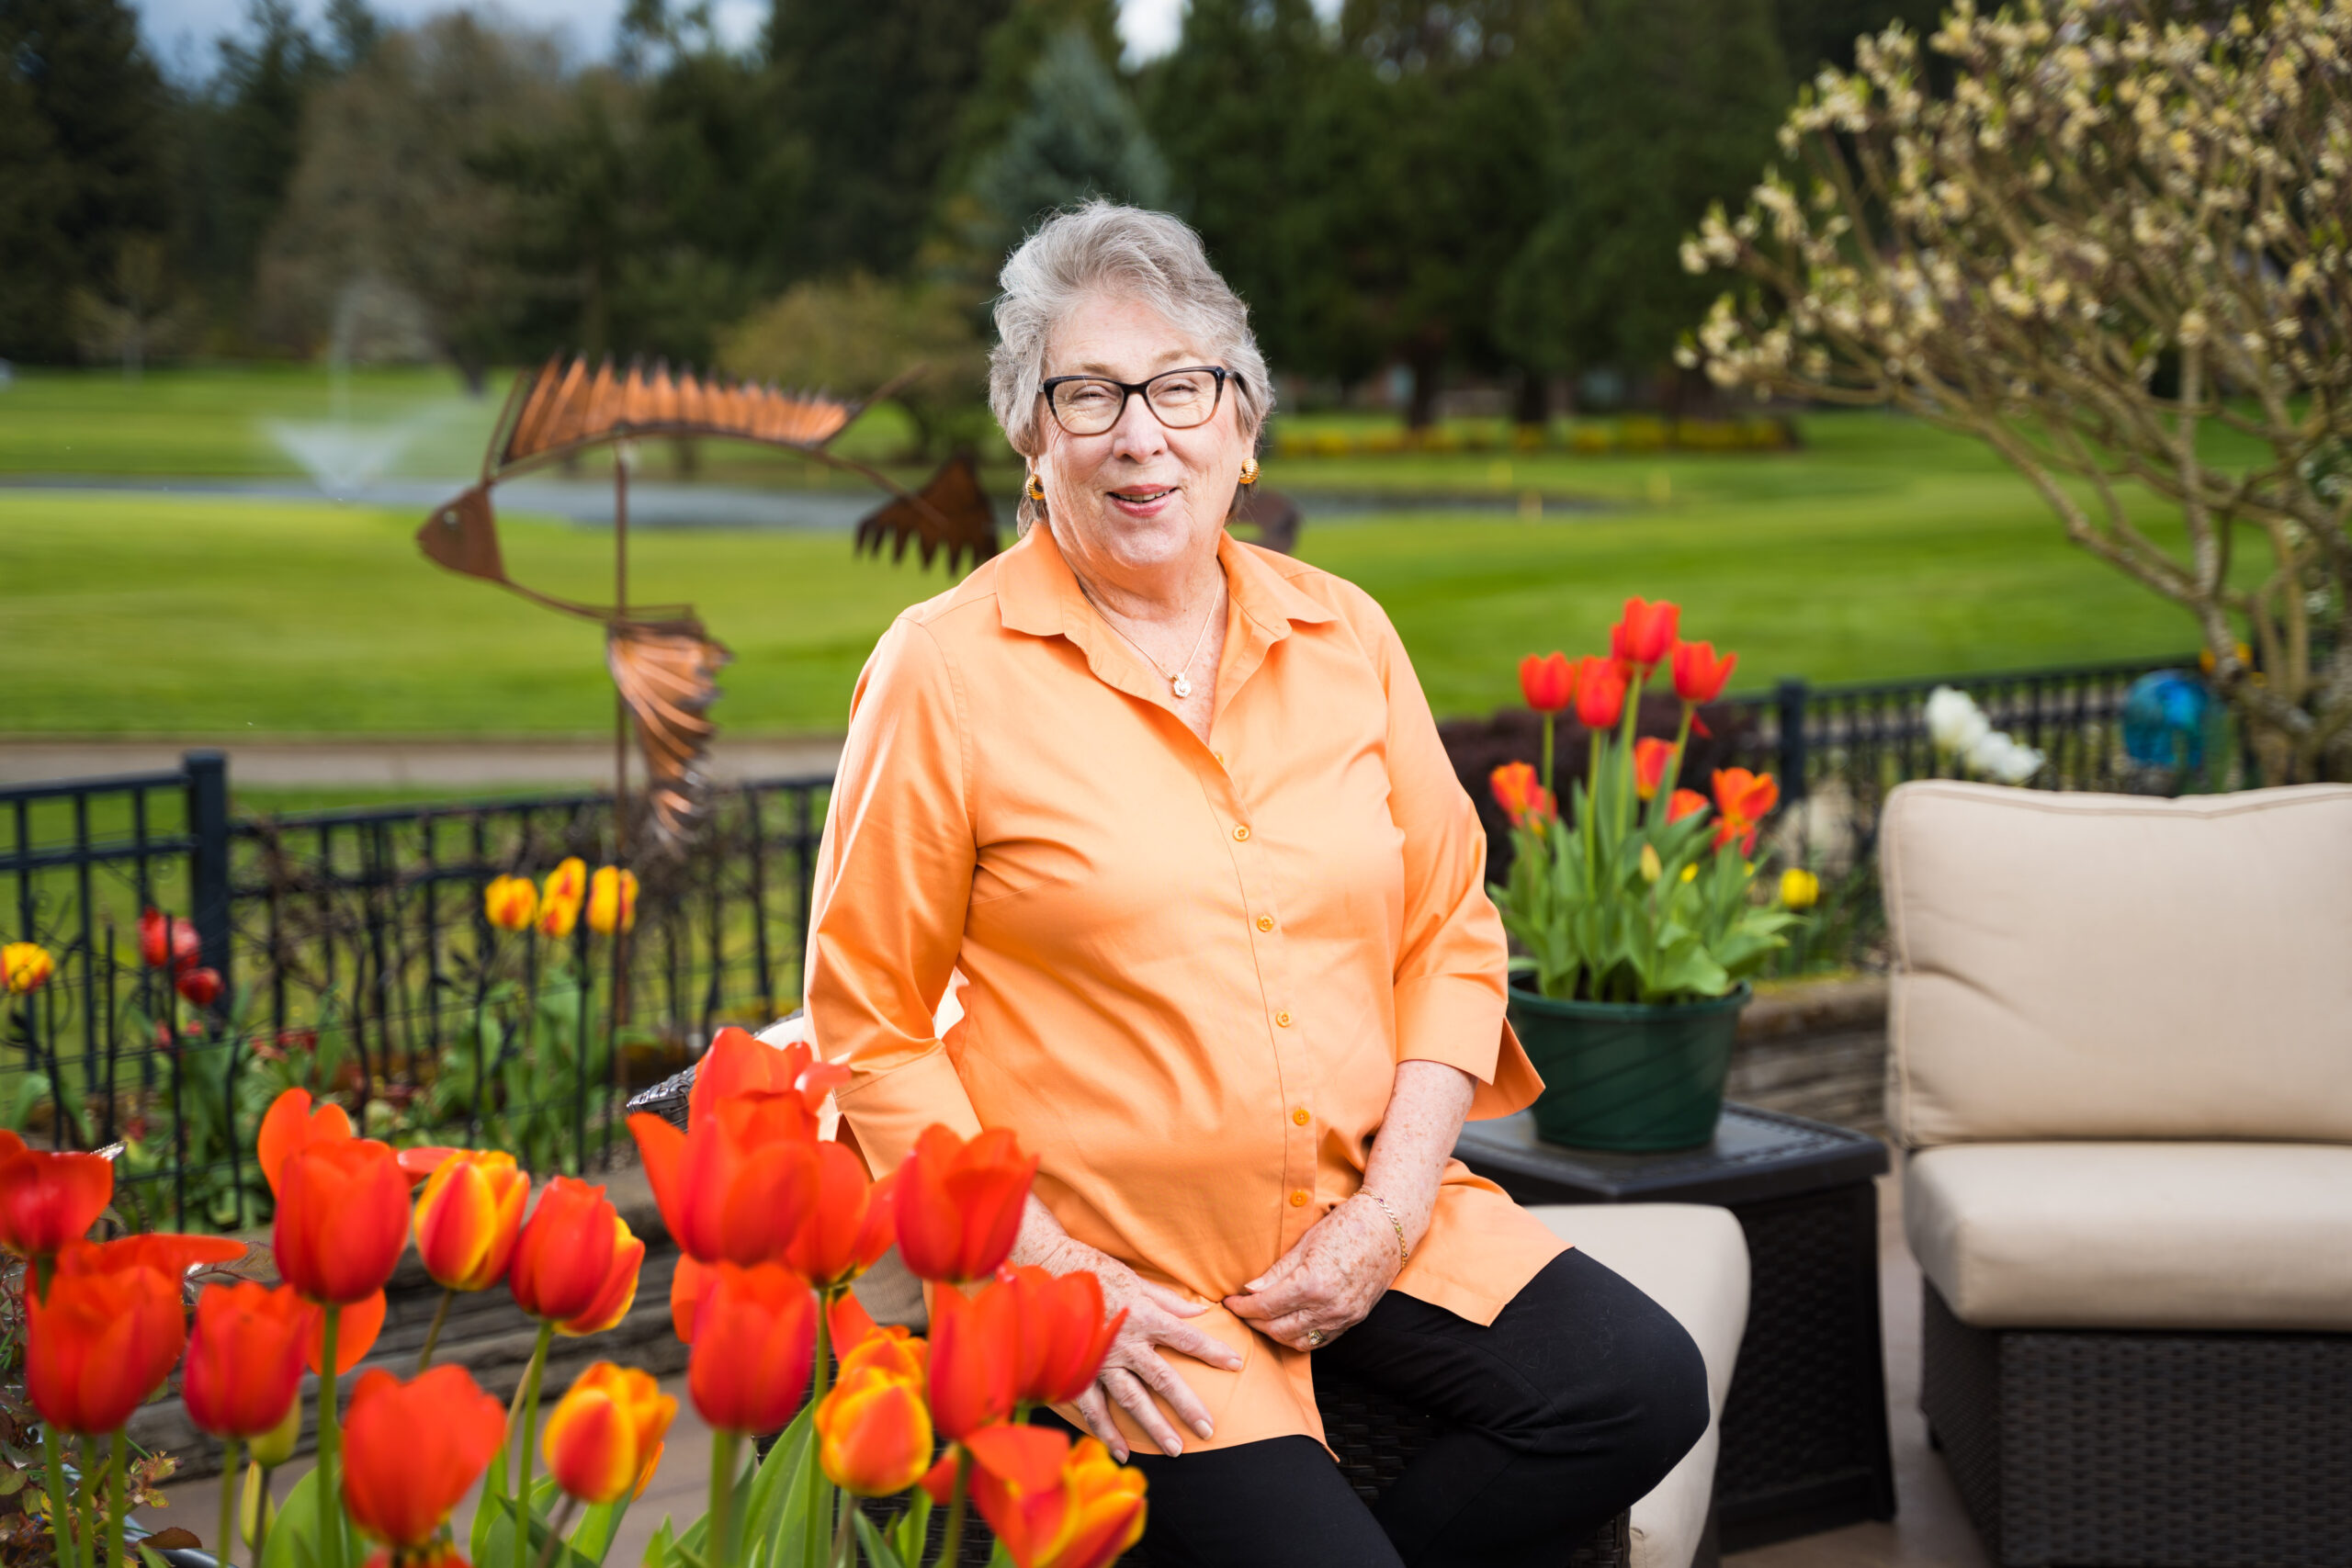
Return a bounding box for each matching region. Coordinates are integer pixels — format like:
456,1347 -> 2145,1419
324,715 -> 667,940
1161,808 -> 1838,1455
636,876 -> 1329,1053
0,650 -> 2220,1231
1,761 -> 827,1231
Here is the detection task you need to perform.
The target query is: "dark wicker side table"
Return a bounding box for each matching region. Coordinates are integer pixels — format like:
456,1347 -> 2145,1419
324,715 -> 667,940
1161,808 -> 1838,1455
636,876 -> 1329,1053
1455,1102 -> 1895,1551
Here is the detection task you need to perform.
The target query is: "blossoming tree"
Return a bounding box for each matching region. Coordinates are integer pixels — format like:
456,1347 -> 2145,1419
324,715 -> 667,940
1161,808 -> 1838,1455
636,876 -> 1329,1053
1679,0 -> 2352,782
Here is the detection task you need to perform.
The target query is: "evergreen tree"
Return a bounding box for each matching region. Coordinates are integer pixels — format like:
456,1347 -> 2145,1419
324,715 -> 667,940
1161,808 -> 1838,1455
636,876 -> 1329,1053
965,27 -> 1168,254
0,0 -> 174,361
766,0 -> 1014,278
936,0 -> 1120,209
183,0 -> 335,327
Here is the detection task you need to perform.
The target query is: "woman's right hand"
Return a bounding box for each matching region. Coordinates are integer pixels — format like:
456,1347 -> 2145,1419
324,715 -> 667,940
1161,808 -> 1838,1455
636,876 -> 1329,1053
1026,1228 -> 1246,1461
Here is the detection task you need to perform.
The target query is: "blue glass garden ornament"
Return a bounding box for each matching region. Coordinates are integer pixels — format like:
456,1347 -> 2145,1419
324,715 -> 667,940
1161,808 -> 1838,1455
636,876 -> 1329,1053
2121,671 -> 2212,772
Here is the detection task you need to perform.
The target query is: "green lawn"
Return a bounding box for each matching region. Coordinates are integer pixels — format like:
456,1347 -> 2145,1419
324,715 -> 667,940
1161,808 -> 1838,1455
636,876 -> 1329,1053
1,401 -> 2207,736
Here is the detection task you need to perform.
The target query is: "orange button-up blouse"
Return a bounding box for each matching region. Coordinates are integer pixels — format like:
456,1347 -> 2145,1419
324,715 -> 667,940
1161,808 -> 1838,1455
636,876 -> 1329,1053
806,523 -> 1567,1454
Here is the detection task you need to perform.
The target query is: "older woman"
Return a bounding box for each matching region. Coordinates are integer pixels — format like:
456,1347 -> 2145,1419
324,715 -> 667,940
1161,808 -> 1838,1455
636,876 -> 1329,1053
807,203 -> 1705,1568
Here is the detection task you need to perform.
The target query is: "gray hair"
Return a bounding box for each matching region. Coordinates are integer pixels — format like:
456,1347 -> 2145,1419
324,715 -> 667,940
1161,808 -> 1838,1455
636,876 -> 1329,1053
989,202 -> 1273,528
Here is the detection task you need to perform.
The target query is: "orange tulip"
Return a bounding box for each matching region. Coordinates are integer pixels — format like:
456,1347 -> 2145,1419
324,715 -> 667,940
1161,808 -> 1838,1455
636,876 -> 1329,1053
1611,597 -> 1681,673
0,1132 -> 113,1262
2,942 -> 52,995
555,1213 -> 644,1337
25,1241 -> 187,1433
816,1359 -> 933,1496
542,1361 -> 676,1506
256,1087 -> 355,1196
87,1231 -> 243,1275
670,1253 -> 714,1343
958,1427 -> 1148,1568
1487,761 -> 1555,829
341,1364 -> 506,1550
894,1125 -> 1037,1285
686,1027 -> 847,1125
509,1176 -> 625,1325
630,1096 -> 820,1269
786,1143 -> 898,1288
1670,640 -> 1736,705
1574,656 -> 1627,731
1518,651 -> 1575,714
928,1279 -> 1022,1441
482,875 -> 537,933
183,1281 -> 312,1439
1005,1267 -> 1123,1408
537,858 -> 587,939
305,1287 -> 387,1374
1667,789 -> 1710,824
1712,768 -> 1780,852
413,1150 -> 528,1292
687,1261 -> 817,1435
1634,737 -> 1676,802
276,1136 -> 409,1304
397,1145 -> 462,1188
587,866 -> 639,936
838,1320 -> 927,1383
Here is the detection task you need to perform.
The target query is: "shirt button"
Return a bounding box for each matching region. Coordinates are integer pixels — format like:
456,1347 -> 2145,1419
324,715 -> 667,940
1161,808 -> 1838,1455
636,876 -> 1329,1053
1256,915 -> 1274,931
1289,1189 -> 1310,1207
1233,825 -> 1250,841
1276,1010 -> 1293,1028
1293,1107 -> 1310,1125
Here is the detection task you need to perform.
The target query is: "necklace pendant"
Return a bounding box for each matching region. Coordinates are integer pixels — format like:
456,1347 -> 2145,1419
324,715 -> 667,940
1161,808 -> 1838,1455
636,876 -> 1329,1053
1171,673 -> 1193,699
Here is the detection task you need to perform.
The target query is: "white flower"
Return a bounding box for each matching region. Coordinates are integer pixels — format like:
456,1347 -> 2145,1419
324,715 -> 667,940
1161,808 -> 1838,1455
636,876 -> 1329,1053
1967,730 -> 2048,784
1924,685 -> 1994,755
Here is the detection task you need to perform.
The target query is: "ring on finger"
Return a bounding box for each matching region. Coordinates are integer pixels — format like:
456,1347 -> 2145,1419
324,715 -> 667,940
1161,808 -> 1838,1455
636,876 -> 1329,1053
1304,1327 -> 1326,1348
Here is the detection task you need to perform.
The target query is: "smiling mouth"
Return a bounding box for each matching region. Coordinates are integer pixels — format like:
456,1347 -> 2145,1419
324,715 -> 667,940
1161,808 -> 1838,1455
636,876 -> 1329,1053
1110,486 -> 1176,503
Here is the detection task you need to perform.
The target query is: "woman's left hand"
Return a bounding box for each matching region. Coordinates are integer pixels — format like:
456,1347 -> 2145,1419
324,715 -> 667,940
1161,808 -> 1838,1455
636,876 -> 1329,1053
1223,1194 -> 1401,1351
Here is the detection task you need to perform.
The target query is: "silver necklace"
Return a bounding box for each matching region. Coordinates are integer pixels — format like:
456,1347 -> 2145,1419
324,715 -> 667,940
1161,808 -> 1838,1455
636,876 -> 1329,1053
1078,575 -> 1222,700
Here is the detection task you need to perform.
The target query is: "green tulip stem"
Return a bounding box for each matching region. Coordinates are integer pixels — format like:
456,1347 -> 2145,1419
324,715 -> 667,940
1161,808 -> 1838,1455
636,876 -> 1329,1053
252,1465 -> 277,1566
317,1305 -> 345,1568
216,1438 -> 242,1568
107,1430 -> 128,1568
803,1295 -> 835,1568
934,1450 -> 972,1568
41,1421 -> 82,1568
534,1497 -> 578,1568
513,1322 -> 555,1568
707,1429 -> 741,1568
76,1436 -> 101,1568
1653,706 -> 1695,832
416,1288 -> 456,1373
830,1490 -> 855,1568
1539,711 -> 1555,800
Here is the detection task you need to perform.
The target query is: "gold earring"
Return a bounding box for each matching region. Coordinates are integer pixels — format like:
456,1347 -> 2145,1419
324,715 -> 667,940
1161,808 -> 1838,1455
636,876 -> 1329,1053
1025,472 -> 1046,502
1239,456 -> 1261,486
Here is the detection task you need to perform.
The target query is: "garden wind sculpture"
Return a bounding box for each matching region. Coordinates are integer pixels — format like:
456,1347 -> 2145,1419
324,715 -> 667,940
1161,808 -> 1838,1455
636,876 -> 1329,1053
419,354 -> 999,845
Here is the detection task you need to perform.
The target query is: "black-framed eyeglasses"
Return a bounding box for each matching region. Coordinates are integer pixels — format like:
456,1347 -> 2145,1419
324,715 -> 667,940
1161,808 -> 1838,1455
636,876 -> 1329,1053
1039,367 -> 1235,436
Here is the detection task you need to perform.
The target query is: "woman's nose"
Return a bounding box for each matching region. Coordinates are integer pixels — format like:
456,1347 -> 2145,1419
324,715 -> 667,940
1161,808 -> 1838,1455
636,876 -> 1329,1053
1106,394 -> 1169,461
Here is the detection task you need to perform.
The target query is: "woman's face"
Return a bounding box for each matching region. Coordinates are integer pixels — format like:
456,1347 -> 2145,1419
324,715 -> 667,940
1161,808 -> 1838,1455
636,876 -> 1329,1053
1033,290 -> 1248,583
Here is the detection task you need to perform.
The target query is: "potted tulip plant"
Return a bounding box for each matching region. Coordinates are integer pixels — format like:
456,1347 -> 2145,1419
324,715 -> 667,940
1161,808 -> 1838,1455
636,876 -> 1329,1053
1489,599 -> 1796,1150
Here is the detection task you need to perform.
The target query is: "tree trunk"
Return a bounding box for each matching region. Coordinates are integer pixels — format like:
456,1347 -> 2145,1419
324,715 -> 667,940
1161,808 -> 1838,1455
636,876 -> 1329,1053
1513,368 -> 1549,427
1405,341 -> 1443,431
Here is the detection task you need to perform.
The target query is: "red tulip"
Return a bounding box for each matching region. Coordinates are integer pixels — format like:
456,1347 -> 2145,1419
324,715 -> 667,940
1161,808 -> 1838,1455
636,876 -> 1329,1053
631,1095 -> 820,1268
1574,657 -> 1627,731
928,1279 -> 1022,1441
894,1125 -> 1037,1285
413,1150 -> 527,1292
687,1027 -> 849,1128
1005,1267 -> 1123,1408
1611,598 -> 1681,673
670,1253 -> 714,1343
396,1145 -> 462,1188
688,1261 -> 818,1434
305,1287 -> 387,1374
1670,640 -> 1737,705
1712,768 -> 1781,853
1667,789 -> 1710,824
787,1143 -> 899,1288
88,1231 -> 244,1276
175,966 -> 222,1008
25,1242 -> 187,1434
556,1214 -> 644,1337
257,1087 -> 355,1196
137,908 -> 198,974
183,1282 -> 312,1439
276,1136 -> 409,1304
341,1364 -> 506,1550
1634,738 -> 1676,802
509,1177 -> 624,1325
1518,652 -> 1575,714
1487,761 -> 1555,829
0,1133 -> 114,1262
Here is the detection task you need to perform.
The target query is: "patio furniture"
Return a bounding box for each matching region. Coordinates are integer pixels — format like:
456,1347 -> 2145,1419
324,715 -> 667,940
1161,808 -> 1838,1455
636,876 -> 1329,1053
1457,1104 -> 1894,1552
1881,779 -> 2352,1568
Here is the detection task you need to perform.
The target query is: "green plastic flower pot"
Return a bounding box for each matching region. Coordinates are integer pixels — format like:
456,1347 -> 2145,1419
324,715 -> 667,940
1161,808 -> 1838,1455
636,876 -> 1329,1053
1506,983 -> 1752,1152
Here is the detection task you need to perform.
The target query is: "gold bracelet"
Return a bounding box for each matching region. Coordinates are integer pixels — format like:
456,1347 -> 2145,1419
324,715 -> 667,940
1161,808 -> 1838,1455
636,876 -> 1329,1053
1357,1189 -> 1409,1268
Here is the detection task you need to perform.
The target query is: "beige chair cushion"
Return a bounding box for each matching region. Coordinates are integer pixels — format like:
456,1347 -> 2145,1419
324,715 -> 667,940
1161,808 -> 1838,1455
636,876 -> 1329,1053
1906,1141 -> 2352,1330
1534,1205 -> 1750,1568
1880,781 -> 2352,1147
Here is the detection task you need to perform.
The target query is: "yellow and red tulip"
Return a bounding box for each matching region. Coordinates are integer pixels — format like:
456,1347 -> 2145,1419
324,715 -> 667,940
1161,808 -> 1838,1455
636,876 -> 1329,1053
183,1281 -> 312,1439
894,1125 -> 1037,1285
1488,761 -> 1555,829
950,1427 -> 1148,1568
815,1359 -> 933,1496
542,1361 -> 675,1506
587,866 -> 639,936
413,1149 -> 528,1292
537,858 -> 587,939
2,942 -> 52,994
687,1261 -> 818,1435
482,875 -> 537,933
508,1176 -> 628,1325
555,1213 -> 643,1337
340,1364 -> 506,1550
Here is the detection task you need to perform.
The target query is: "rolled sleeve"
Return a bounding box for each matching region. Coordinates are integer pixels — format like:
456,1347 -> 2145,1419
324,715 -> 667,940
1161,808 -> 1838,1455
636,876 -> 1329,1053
806,616 -> 984,1175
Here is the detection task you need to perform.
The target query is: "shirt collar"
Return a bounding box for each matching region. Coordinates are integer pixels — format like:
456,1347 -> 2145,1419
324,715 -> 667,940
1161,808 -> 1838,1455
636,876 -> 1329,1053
994,523 -> 1335,640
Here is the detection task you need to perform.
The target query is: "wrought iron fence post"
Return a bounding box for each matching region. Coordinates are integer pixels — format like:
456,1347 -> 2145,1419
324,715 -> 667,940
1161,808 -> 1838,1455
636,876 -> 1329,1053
187,750 -> 232,995
1776,679 -> 1811,804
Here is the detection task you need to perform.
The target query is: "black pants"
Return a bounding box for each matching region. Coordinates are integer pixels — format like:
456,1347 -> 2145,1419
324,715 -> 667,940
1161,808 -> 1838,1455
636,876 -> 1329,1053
1046,1248 -> 1709,1568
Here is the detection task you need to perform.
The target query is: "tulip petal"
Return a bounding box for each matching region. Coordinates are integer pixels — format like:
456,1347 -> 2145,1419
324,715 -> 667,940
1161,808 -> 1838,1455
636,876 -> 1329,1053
964,1423 -> 1069,1494
305,1289 -> 387,1375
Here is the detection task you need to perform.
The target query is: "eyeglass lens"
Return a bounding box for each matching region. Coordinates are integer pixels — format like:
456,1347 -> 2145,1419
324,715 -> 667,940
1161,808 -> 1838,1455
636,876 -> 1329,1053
1051,369 -> 1222,434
